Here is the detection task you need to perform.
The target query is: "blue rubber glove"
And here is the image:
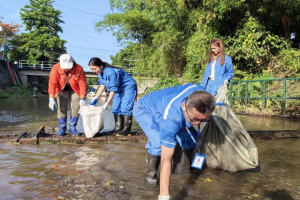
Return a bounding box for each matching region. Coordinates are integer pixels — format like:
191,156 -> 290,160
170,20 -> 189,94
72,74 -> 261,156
216,102 -> 225,106
90,97 -> 98,106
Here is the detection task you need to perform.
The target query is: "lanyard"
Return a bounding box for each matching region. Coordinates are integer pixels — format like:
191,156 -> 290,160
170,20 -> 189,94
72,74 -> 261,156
185,124 -> 201,153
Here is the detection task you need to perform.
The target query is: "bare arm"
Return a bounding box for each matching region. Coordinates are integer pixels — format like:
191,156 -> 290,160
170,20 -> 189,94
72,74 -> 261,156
159,145 -> 175,196
95,85 -> 106,97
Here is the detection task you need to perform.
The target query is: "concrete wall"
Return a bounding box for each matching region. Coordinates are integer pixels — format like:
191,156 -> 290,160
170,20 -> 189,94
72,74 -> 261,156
134,77 -> 160,95
0,59 -> 21,88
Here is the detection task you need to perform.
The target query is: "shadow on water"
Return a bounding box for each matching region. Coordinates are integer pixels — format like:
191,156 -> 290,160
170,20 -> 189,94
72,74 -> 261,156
264,189 -> 293,200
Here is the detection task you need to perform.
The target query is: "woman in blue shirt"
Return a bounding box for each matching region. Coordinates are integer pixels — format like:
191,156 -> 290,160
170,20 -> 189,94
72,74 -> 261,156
89,57 -> 137,136
200,39 -> 234,96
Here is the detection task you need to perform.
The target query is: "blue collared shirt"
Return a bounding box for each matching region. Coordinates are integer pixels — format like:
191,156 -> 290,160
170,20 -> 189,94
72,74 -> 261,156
141,83 -> 204,149
98,67 -> 137,92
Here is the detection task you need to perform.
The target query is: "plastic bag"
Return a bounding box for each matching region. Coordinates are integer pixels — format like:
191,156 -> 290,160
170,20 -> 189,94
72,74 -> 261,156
78,105 -> 104,138
198,84 -> 259,172
215,83 -> 230,105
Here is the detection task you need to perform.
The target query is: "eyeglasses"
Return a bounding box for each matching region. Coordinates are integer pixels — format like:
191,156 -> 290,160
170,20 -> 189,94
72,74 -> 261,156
185,106 -> 210,123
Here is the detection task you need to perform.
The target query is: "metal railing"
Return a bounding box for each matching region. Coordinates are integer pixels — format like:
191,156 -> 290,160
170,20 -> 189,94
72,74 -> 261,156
229,78 -> 300,115
19,60 -> 57,69
173,78 -> 300,115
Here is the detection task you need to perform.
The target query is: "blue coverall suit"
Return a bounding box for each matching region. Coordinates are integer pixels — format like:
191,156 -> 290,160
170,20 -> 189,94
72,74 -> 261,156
98,67 -> 137,116
133,84 -> 203,156
200,55 -> 234,96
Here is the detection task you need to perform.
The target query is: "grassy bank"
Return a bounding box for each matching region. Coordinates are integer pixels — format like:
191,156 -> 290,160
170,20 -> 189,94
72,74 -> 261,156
0,84 -> 33,99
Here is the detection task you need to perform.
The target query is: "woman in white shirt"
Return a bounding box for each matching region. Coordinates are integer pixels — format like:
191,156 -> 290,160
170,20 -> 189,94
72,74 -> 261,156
200,39 -> 234,96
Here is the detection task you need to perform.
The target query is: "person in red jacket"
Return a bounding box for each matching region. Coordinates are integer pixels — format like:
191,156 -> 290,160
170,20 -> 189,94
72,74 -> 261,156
48,54 -> 87,135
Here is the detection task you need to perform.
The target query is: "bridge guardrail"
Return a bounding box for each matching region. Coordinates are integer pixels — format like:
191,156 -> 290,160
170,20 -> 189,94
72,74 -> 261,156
19,60 -> 57,70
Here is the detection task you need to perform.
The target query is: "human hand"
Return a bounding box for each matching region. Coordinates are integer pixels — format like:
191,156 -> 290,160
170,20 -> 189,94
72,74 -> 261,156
90,97 -> 98,106
49,98 -> 57,111
224,80 -> 228,84
79,99 -> 86,106
158,195 -> 171,200
100,103 -> 108,111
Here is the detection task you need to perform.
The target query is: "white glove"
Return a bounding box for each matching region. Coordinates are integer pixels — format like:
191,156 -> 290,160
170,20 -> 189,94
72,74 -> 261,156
101,103 -> 108,111
49,98 -> 57,111
158,195 -> 171,200
79,99 -> 86,106
224,80 -> 228,84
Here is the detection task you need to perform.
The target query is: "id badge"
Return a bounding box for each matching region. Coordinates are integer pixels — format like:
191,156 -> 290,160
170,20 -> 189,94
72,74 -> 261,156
191,153 -> 206,169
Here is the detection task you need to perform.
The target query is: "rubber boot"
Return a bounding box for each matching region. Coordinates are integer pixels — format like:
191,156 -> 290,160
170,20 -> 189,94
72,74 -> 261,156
69,116 -> 80,135
57,118 -> 67,136
113,115 -> 124,133
145,152 -> 161,184
116,115 -> 132,136
174,147 -> 194,174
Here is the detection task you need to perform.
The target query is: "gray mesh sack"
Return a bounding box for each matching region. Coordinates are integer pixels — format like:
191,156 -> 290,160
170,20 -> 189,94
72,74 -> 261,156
199,84 -> 259,172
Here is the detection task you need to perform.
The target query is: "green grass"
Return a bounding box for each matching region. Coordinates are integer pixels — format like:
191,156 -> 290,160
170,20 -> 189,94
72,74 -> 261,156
0,84 -> 33,99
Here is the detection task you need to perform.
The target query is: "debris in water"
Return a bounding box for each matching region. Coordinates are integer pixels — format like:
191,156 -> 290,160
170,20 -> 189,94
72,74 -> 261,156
202,178 -> 213,182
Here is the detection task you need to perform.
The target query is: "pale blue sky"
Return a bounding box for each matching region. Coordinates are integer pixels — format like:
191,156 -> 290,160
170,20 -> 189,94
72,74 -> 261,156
0,0 -> 123,71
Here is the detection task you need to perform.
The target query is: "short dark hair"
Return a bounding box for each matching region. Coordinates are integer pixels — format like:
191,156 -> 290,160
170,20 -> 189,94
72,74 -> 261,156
186,90 -> 216,114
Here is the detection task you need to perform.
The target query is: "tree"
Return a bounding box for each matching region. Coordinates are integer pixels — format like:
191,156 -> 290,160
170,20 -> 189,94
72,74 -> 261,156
0,17 -> 22,60
19,0 -> 66,61
97,0 -> 300,80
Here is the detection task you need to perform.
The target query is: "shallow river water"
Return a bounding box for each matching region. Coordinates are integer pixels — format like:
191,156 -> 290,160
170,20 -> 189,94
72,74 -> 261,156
1,98 -> 300,135
1,140 -> 300,200
0,98 -> 300,200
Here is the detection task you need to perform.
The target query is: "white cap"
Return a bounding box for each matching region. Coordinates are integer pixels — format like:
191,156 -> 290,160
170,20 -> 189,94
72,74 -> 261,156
59,54 -> 74,69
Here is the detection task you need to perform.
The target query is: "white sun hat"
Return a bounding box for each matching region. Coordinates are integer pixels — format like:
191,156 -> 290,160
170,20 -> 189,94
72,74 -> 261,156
59,54 -> 74,69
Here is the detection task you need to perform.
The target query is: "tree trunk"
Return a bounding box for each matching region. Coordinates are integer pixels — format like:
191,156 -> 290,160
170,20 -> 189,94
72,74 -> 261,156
281,15 -> 291,40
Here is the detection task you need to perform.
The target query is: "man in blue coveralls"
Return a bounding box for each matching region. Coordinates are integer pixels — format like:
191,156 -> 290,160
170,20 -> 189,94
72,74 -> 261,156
133,83 -> 216,200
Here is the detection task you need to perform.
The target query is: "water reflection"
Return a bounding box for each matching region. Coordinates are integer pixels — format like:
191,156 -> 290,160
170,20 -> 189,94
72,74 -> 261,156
0,140 -> 300,199
0,98 -> 300,135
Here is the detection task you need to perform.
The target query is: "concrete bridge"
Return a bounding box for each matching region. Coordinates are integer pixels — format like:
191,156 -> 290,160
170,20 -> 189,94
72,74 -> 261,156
19,68 -> 98,84
18,60 -> 138,84
17,60 -> 158,94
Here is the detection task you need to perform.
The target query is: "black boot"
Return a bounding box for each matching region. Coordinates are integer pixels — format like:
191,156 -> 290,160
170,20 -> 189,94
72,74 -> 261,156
145,152 -> 161,184
112,115 -> 124,133
174,147 -> 194,174
116,115 -> 132,136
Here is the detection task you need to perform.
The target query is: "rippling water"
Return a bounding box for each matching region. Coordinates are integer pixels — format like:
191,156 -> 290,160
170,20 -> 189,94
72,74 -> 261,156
1,140 -> 300,199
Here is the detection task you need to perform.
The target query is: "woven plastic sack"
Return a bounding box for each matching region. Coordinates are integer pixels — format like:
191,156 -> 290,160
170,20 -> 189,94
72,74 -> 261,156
78,105 -> 104,138
199,85 -> 259,172
215,83 -> 230,105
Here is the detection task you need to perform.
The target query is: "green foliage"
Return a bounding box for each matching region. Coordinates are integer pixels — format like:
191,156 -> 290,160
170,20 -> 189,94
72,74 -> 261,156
86,78 -> 99,90
0,84 -> 32,99
225,16 -> 288,79
111,43 -> 137,67
18,0 -> 66,61
183,26 -> 220,83
272,48 -> 300,76
97,0 -> 300,82
144,75 -> 179,94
